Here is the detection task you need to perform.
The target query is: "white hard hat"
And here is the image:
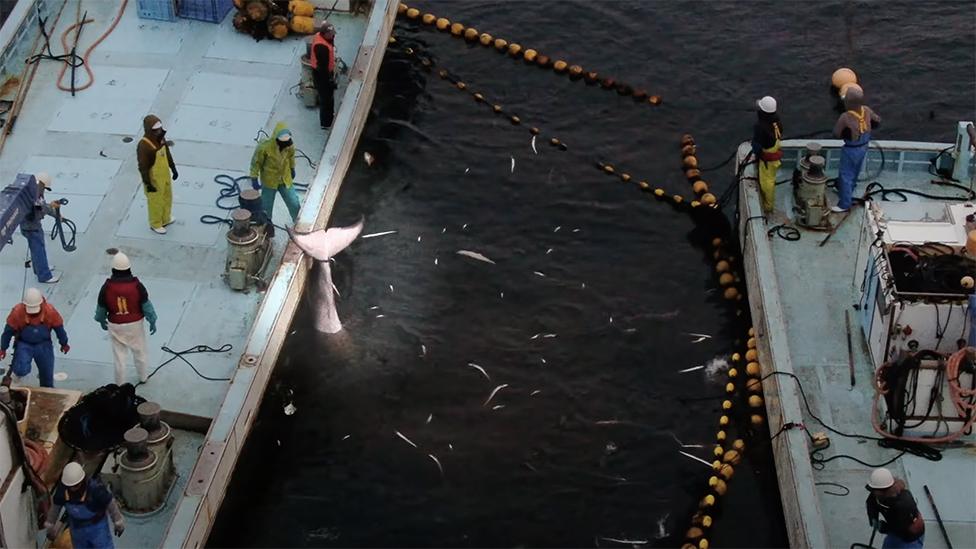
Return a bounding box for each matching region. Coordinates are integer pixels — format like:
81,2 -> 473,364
23,288 -> 43,314
112,252 -> 131,271
61,462 -> 85,487
867,467 -> 895,490
35,172 -> 52,190
757,96 -> 777,114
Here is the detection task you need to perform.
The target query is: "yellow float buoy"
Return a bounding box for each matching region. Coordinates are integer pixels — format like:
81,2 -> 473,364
746,378 -> 762,392
492,104 -> 503,113
749,395 -> 764,408
553,60 -> 568,72
435,17 -> 450,30
709,476 -> 727,496
523,49 -> 537,63
584,71 -> 599,83
603,164 -> 615,175
397,3 -> 408,15
746,361 -> 760,376
639,181 -> 649,189
535,54 -> 551,67
686,168 -> 701,181
722,399 -> 732,410
473,93 -> 485,103
508,43 -> 523,57
716,260 -> 730,274
728,367 -> 738,378
510,115 -> 521,125
699,539 -> 710,549
569,64 -> 583,78
648,95 -> 662,105
479,33 -> 493,46
693,181 -> 709,194
718,464 -> 734,480
620,173 -> 631,182
406,7 -> 420,19
713,445 -> 724,457
719,273 -> 734,286
701,193 -> 717,206
831,67 -> 858,89
751,414 -> 765,426
529,127 -> 540,135
745,349 -> 758,362
716,430 -> 726,442
719,415 -> 729,426
463,28 -> 479,41
725,382 -> 735,394
748,327 -> 755,337
723,449 -> 741,465
421,13 -> 435,24
681,144 -> 696,157
683,156 -> 699,169
730,352 -> 741,362
493,38 -> 508,51
723,287 -> 738,300
437,69 -> 448,79
673,195 -> 684,204
747,337 -> 756,349
654,188 -> 665,197
702,515 -> 713,528
450,22 -> 464,36
701,494 -> 716,508
961,275 -> 974,289
456,81 -> 466,90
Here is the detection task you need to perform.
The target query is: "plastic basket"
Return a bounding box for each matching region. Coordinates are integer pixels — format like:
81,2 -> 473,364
178,0 -> 234,23
136,0 -> 178,22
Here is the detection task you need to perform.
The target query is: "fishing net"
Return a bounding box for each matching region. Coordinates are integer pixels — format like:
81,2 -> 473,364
58,383 -> 145,452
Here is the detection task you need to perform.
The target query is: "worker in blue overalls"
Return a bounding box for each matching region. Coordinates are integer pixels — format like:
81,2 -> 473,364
45,462 -> 125,548
832,84 -> 881,212
21,172 -> 63,283
0,288 -> 70,387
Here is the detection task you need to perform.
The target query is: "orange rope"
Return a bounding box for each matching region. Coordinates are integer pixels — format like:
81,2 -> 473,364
872,348 -> 976,443
55,0 -> 128,93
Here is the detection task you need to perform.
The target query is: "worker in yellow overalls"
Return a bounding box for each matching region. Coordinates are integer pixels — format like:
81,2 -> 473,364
136,115 -> 178,234
752,96 -> 783,215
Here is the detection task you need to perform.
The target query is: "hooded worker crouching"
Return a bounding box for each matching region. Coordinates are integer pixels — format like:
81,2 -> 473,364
832,84 -> 881,212
865,468 -> 925,548
250,121 -> 301,222
137,114 -> 179,234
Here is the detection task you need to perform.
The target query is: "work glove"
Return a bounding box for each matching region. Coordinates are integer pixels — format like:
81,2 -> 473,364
291,167 -> 296,179
60,344 -> 70,354
0,350 -> 6,360
171,168 -> 179,181
114,520 -> 125,537
99,320 -> 108,331
145,182 -> 157,193
250,177 -> 261,190
149,320 -> 157,335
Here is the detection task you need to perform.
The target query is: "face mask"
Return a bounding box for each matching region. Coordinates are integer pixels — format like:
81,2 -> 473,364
277,139 -> 291,149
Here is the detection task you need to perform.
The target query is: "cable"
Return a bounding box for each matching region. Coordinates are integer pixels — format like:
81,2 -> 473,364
767,224 -> 800,241
53,0 -> 128,94
861,180 -> 975,203
136,344 -> 233,387
815,482 -> 851,497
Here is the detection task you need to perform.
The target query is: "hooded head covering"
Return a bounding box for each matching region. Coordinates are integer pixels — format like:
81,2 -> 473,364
143,114 -> 165,145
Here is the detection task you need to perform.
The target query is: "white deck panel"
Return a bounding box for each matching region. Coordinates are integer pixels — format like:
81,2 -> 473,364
18,156 -> 122,196
39,192 -> 103,234
98,5 -> 190,55
47,66 -> 170,135
116,196 -> 223,246
183,72 -> 283,113
171,166 -> 249,207
167,104 -> 271,146
205,23 -> 304,65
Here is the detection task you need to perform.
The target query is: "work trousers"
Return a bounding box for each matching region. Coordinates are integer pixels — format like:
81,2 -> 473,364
108,320 -> 149,385
262,185 -> 301,222
145,179 -> 173,230
315,71 -> 336,128
838,133 -> 871,210
758,159 -> 781,214
12,340 -> 55,387
22,227 -> 54,282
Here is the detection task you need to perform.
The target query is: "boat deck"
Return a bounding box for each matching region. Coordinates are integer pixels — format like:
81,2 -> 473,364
0,1 -> 371,546
738,139 -> 976,548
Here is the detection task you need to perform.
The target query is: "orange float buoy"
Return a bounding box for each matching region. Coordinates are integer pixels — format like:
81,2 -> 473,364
397,3 -> 408,15
450,23 -> 464,36
479,33 -> 493,46
523,49 -> 538,62
435,17 -> 450,30
421,13 -> 435,24
405,7 -> 420,19
535,54 -> 551,67
508,43 -> 523,57
463,28 -> 479,41
493,38 -> 508,51
568,64 -> 583,78
648,95 -> 662,105
693,181 -> 709,194
683,156 -> 699,169
701,193 -> 717,206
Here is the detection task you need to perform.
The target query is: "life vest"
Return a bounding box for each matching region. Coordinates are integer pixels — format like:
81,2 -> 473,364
309,34 -> 335,73
760,122 -> 783,162
103,277 -> 144,324
848,107 -> 869,133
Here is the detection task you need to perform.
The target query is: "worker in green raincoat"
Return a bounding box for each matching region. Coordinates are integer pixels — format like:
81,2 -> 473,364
136,114 -> 178,235
250,122 -> 301,222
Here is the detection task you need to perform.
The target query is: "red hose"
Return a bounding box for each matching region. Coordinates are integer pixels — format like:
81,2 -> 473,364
56,0 -> 129,93
872,348 -> 976,443
23,439 -> 49,476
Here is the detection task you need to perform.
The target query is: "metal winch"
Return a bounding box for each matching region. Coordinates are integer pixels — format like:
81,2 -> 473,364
224,194 -> 272,291
114,402 -> 176,514
794,151 -> 830,229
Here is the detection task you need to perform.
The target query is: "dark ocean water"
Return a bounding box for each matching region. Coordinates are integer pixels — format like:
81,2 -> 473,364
208,1 -> 975,547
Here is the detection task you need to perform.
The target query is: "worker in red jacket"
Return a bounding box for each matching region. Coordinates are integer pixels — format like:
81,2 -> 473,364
309,22 -> 337,129
0,288 -> 70,387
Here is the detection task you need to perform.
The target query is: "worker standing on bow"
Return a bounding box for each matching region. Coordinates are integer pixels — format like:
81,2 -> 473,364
45,462 -> 125,548
0,288 -> 69,387
22,172 -> 62,283
309,22 -> 337,129
865,468 -> 925,548
94,252 -> 157,385
250,121 -> 300,222
137,115 -> 178,234
832,84 -> 881,212
752,96 -> 783,215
